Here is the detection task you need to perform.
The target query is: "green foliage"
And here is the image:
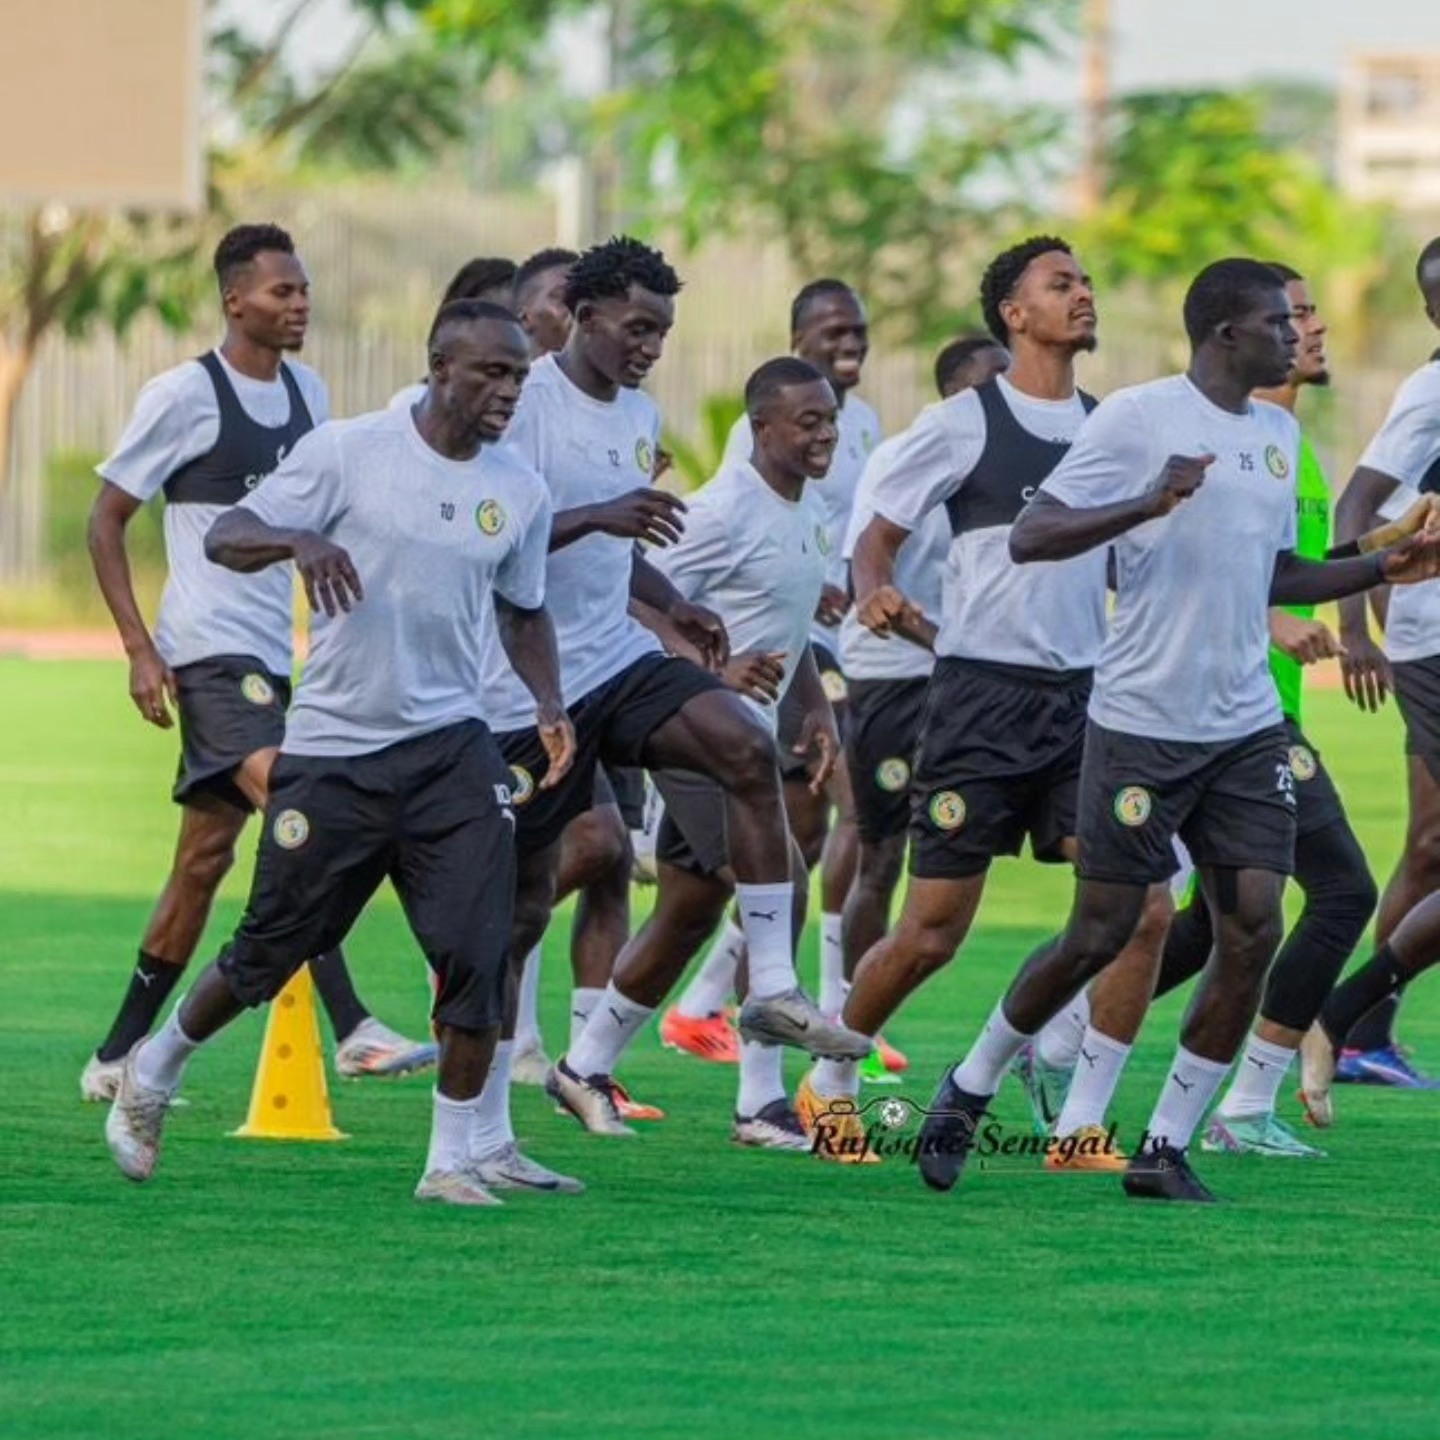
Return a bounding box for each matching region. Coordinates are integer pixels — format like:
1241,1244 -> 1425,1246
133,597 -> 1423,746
662,391 -> 744,491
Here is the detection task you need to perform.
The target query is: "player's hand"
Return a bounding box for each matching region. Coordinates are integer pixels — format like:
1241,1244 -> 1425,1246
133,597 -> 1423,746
536,705 -> 576,789
857,584 -> 926,639
793,709 -> 840,794
1381,530 -> 1440,586
1339,628 -> 1391,712
1269,611 -> 1343,667
669,598 -> 729,670
588,488 -> 687,547
651,445 -> 674,481
292,533 -> 363,617
721,650 -> 785,704
1360,493 -> 1440,553
814,583 -> 850,628
1144,454 -> 1213,517
129,644 -> 178,729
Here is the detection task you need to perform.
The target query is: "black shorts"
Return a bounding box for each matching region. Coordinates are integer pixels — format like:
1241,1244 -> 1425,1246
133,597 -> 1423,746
846,677 -> 929,844
172,655 -> 291,812
1284,719 -> 1345,839
218,720 -> 517,1031
1076,721 -> 1296,885
654,768 -> 730,877
499,652 -> 723,855
909,658 -> 1091,880
777,640 -> 847,782
604,765 -> 647,831
1392,658 -> 1440,784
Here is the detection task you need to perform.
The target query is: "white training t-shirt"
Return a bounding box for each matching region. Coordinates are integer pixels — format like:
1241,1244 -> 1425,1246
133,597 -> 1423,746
652,461 -> 827,730
838,430 -> 950,681
867,376 -> 1106,670
1042,375 -> 1300,743
1361,361 -> 1440,663
725,393 -> 881,650
99,351 -> 329,677
388,380 -> 427,412
480,354 -> 664,732
238,406 -> 552,757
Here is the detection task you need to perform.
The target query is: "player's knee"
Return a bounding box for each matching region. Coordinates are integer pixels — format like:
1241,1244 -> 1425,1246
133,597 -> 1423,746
719,719 -> 780,794
570,808 -> 632,884
176,837 -> 235,893
1405,823 -> 1440,891
1226,904 -> 1284,972
894,916 -> 961,980
1131,887 -> 1175,952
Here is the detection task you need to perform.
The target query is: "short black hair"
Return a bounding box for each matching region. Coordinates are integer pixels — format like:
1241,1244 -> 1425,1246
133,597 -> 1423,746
213,223 -> 295,293
790,279 -> 858,335
979,235 -> 1073,344
427,298 -> 521,354
1417,237 -> 1440,288
1266,261 -> 1303,285
514,247 -> 578,301
744,356 -> 830,417
440,257 -> 517,307
563,235 -> 681,313
934,335 -> 1006,397
1182,258 -> 1288,348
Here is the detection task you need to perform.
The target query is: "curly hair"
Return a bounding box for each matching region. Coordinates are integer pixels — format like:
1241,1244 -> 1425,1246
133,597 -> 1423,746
979,235 -> 1073,344
562,235 -> 682,313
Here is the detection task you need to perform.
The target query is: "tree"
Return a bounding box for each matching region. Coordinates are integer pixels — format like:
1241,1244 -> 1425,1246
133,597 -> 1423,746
0,0 -> 468,495
412,0 -> 1073,342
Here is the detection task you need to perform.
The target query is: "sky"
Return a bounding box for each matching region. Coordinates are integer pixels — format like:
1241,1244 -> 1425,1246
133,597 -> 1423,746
242,0 -> 1440,96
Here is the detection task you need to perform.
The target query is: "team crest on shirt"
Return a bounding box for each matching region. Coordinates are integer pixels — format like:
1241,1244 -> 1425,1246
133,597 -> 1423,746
635,437 -> 654,476
240,674 -> 275,706
821,668 -> 848,703
1113,786 -> 1152,827
928,790 -> 966,832
476,499 -> 507,536
815,525 -> 832,558
273,809 -> 310,850
509,766 -> 536,805
1264,445 -> 1290,480
1289,745 -> 1317,783
876,757 -> 910,793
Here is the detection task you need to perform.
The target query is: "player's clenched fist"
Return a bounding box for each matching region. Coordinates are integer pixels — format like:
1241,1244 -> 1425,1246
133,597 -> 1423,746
858,584 -> 923,638
1144,453 -> 1213,517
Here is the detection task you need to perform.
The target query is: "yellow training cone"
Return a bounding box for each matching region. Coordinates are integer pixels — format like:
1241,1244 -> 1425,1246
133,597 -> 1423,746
232,967 -> 347,1141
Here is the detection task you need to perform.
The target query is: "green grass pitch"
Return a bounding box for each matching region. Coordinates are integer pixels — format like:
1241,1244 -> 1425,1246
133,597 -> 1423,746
2,656 -> 1438,1439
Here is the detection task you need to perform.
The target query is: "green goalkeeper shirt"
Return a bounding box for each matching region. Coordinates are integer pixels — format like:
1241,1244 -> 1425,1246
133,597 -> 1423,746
1269,433 -> 1330,725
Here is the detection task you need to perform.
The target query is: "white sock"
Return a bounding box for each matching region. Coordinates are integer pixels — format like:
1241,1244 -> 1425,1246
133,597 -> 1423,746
567,984 -> 654,1078
470,1040 -> 516,1158
569,986 -> 604,1051
515,945 -> 543,1052
735,882 -> 796,998
952,1003 -> 1030,1097
1216,1034 -> 1295,1120
1053,1027 -> 1131,1135
811,1057 -> 860,1098
133,1007 -> 199,1094
818,912 -> 846,1015
426,1088 -> 482,1175
737,1041 -> 787,1117
676,918 -> 743,1018
1036,989 -> 1090,1069
1144,1045 -> 1231,1152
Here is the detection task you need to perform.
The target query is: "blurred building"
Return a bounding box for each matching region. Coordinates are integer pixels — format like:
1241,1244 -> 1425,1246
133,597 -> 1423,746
1338,53 -> 1440,210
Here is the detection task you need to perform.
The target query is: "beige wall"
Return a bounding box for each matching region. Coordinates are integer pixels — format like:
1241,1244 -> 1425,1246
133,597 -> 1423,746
0,0 -> 202,210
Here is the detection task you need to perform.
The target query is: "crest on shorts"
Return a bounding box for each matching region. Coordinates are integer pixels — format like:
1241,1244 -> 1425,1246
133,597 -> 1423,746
273,809 -> 310,849
1289,744 -> 1317,782
1113,786 -> 1152,827
876,757 -> 910,793
821,668 -> 848,703
240,673 -> 275,706
928,790 -> 966,832
635,437 -> 654,476
476,499 -> 507,536
1264,445 -> 1290,479
509,765 -> 535,805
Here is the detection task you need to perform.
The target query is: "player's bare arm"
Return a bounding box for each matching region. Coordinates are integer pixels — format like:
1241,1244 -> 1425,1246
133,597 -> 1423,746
87,481 -> 177,729
205,509 -> 362,617
1009,453 -> 1213,564
789,642 -> 840,795
548,487 -> 687,552
629,550 -> 730,669
1333,465 -> 1403,711
494,595 -> 575,788
1268,610 -> 1342,666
